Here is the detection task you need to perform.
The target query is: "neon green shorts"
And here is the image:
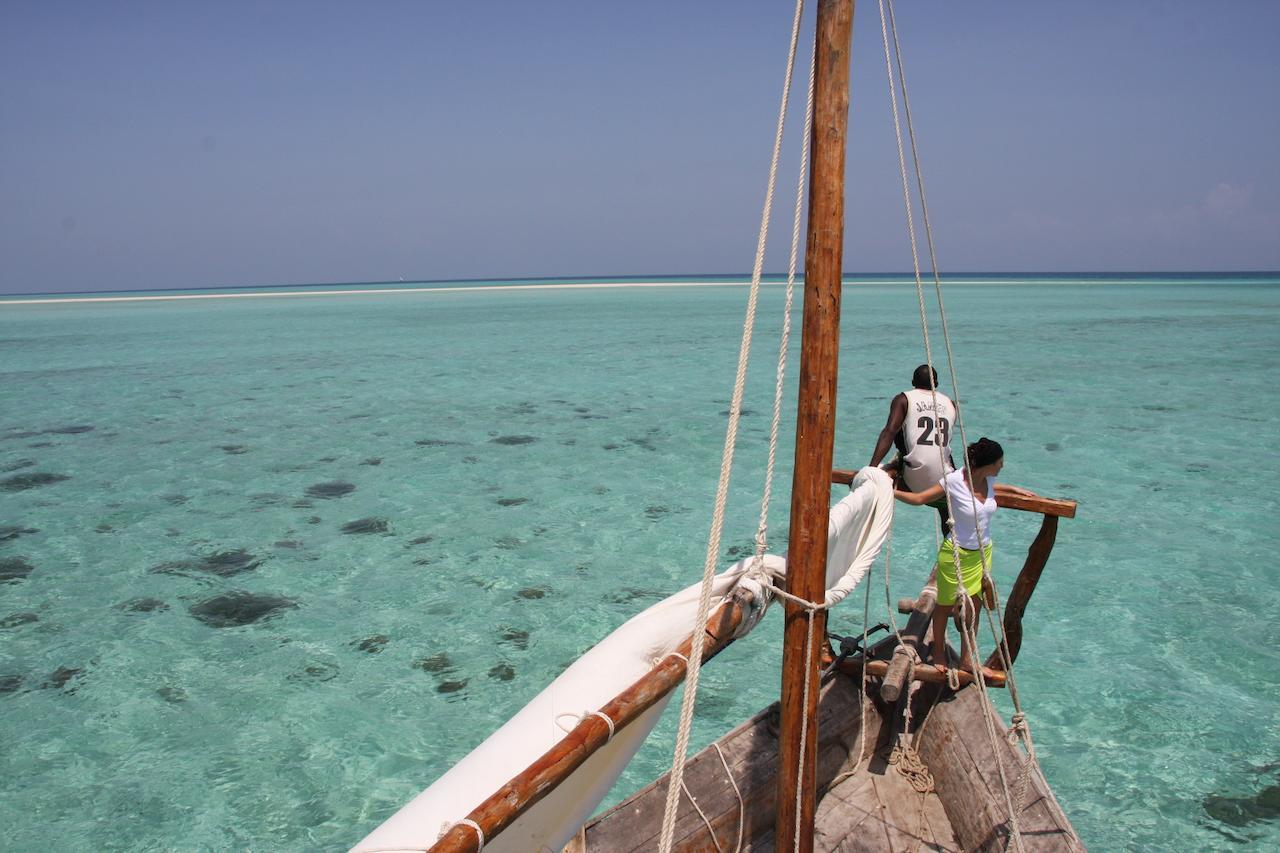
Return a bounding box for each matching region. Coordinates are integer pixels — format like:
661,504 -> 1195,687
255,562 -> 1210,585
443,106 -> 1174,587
936,540 -> 992,606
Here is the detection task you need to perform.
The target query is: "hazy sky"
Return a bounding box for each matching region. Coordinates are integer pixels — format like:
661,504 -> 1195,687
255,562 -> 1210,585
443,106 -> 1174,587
2,1 -> 1277,294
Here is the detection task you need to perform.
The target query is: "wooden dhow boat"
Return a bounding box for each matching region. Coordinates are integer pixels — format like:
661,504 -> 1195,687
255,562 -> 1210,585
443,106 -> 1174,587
354,1 -> 1084,851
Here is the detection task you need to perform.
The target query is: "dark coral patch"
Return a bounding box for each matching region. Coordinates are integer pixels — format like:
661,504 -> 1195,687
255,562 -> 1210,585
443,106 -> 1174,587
152,549 -> 263,578
607,587 -> 667,604
1203,784 -> 1280,827
43,666 -> 84,691
0,674 -> 24,694
219,445 -> 250,455
644,505 -> 670,520
360,457 -> 383,466
354,635 -> 389,654
160,494 -> 188,506
46,425 -> 95,435
0,556 -> 35,583
490,435 -> 537,446
409,536 -> 434,546
188,591 -> 297,627
1,611 -> 38,628
436,679 -> 468,694
516,587 -> 547,600
273,540 -> 302,549
305,481 -> 356,499
414,652 -> 453,673
0,525 -> 38,542
496,497 -> 528,507
488,663 -> 516,681
494,535 -> 524,550
118,597 -> 168,613
1044,442 -> 1061,452
341,518 -> 389,535
1,472 -> 70,492
156,686 -> 187,703
415,439 -> 463,447
499,627 -> 530,650
289,662 -> 339,683
1,459 -> 36,473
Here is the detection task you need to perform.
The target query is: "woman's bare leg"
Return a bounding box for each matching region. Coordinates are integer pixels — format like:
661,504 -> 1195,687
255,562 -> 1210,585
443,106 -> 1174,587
931,604 -> 954,673
957,595 -> 979,673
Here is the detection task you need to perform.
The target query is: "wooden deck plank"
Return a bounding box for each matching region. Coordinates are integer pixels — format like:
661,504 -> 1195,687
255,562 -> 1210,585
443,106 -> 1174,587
584,676 -> 867,852
917,688 -> 1084,851
587,674 -> 1081,852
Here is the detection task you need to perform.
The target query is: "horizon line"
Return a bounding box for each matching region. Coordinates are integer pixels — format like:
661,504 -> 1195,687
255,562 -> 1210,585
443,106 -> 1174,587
4,272 -> 1279,306
3,269 -> 1278,301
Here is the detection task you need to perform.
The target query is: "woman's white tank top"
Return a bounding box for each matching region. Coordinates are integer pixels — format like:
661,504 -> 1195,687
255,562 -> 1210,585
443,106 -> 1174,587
943,468 -> 997,550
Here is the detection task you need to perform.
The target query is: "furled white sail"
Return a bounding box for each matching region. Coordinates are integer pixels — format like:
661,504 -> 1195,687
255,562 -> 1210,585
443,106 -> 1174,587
351,467 -> 892,853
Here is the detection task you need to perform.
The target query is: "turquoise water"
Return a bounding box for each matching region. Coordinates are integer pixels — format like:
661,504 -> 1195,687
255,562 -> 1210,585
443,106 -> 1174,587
2,275 -> 1277,849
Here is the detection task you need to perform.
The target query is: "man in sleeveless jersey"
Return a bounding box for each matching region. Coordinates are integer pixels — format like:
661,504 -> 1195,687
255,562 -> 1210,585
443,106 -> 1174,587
869,365 -> 957,526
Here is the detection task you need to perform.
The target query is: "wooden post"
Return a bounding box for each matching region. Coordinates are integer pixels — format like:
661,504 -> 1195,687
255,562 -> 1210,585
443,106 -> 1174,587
879,586 -> 934,703
776,2 -> 854,851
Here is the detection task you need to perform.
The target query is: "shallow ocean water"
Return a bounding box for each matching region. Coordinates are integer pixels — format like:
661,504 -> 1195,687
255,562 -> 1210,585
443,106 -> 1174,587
1,275 -> 1277,850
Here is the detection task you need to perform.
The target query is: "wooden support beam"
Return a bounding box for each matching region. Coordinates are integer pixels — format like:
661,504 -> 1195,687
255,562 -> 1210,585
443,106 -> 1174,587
839,656 -> 1007,688
830,469 -> 1077,517
879,587 -> 934,703
430,600 -> 745,853
776,2 -> 854,851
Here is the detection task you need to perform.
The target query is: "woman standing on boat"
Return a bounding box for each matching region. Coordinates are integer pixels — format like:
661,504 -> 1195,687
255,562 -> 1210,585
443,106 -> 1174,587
894,437 -> 1032,674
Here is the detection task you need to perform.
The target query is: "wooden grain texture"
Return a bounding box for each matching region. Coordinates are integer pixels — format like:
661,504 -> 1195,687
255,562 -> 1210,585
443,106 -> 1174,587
778,1 -> 855,849
743,740 -> 960,852
430,600 -> 744,853
917,687 -> 1084,851
584,675 -> 868,852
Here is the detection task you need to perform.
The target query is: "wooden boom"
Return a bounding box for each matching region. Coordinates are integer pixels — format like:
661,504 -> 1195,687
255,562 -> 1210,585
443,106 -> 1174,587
830,468 -> 1077,518
429,598 -> 747,853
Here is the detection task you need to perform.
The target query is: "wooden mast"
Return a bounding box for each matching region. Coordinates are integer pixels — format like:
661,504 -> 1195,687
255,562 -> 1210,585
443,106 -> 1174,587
776,1 -> 854,850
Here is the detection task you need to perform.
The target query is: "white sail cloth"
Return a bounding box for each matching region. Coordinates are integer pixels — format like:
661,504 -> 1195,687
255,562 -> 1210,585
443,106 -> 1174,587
351,467 -> 893,853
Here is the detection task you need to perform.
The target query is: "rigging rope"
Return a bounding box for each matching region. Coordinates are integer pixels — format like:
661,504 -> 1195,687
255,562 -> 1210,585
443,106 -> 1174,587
655,0 -> 809,849
873,0 -> 1076,847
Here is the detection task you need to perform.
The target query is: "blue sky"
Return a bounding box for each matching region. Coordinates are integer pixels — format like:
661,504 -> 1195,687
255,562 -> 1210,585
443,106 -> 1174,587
2,0 -> 1277,294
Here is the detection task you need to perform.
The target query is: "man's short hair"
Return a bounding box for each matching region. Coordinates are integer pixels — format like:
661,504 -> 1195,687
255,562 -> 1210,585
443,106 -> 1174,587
911,364 -> 938,390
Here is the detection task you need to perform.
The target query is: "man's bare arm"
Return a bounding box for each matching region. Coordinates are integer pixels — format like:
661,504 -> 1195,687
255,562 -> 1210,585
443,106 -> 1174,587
869,393 -> 908,467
